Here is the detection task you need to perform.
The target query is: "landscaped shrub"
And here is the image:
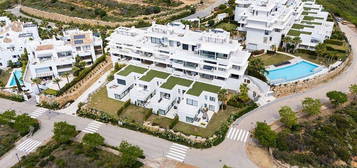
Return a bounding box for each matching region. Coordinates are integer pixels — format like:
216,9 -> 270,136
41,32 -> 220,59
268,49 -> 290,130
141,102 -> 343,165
324,39 -> 344,45
117,99 -> 130,116
169,115 -> 179,129
38,101 -> 60,110
251,49 -> 265,56
43,88 -> 59,96
0,91 -> 25,102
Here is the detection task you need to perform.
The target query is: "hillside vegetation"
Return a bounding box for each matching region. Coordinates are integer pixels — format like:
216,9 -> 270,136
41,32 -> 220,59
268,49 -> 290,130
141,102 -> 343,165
317,0 -> 357,25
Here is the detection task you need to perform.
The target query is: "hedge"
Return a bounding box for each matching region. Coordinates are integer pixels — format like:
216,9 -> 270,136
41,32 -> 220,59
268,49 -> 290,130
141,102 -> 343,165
0,92 -> 25,102
324,39 -> 344,46
78,103 -> 257,148
57,55 -> 106,96
116,99 -> 131,116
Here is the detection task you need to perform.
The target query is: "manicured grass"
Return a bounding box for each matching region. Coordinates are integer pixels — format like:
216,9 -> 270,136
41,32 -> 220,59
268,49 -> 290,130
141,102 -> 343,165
160,76 -> 193,89
173,106 -> 242,137
259,53 -> 293,66
139,69 -> 170,82
87,87 -> 124,117
215,22 -> 238,32
287,30 -> 312,36
292,24 -> 314,29
0,68 -> 11,86
43,88 -> 59,96
303,16 -> 324,21
301,21 -> 323,25
119,105 -> 150,124
186,81 -> 221,96
117,65 -> 147,76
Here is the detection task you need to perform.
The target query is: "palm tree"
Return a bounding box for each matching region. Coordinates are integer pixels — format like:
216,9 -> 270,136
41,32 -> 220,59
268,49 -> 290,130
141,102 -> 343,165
315,43 -> 327,61
62,72 -> 70,83
53,78 -> 62,90
218,89 -> 228,110
292,37 -> 302,53
282,36 -> 292,52
32,78 -> 42,93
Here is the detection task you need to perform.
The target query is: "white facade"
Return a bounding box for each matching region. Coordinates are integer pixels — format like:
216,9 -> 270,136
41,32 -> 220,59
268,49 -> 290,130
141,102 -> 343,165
234,0 -> 332,51
0,16 -> 40,69
27,29 -> 103,79
107,22 -> 250,91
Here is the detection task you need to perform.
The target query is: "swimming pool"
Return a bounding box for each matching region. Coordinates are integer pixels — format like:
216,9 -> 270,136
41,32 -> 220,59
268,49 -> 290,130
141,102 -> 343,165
266,61 -> 319,84
8,69 -> 23,87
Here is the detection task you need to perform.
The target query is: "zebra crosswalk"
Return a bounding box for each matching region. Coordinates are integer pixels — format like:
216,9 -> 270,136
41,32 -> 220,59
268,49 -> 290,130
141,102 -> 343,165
16,139 -> 42,153
82,121 -> 103,133
29,108 -> 47,119
226,127 -> 250,143
166,143 -> 189,162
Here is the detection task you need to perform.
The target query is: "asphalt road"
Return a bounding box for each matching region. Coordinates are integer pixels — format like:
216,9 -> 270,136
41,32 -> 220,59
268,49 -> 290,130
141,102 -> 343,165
1,23 -> 357,168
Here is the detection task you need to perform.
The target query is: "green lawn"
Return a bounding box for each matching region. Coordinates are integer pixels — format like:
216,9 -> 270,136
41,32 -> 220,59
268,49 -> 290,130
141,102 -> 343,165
186,82 -> 221,96
139,69 -> 170,82
259,53 -> 294,66
119,105 -> 150,124
301,21 -> 323,25
160,76 -> 193,89
0,69 -> 11,87
173,106 -> 242,137
215,22 -> 238,32
294,52 -> 329,65
292,24 -> 314,29
287,30 -> 312,36
87,87 -> 124,117
117,65 -> 148,76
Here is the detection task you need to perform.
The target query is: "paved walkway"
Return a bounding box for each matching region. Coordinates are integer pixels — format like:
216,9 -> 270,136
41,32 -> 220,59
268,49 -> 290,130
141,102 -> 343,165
1,23 -> 357,168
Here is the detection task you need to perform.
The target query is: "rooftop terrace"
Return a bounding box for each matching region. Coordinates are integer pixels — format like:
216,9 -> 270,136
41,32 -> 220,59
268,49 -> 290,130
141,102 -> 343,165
140,69 -> 170,82
160,76 -> 193,90
117,65 -> 148,76
187,82 -> 221,96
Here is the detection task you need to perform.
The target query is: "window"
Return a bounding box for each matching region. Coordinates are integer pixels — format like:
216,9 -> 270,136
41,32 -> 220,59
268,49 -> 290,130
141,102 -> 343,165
12,55 -> 18,58
216,53 -> 228,59
205,95 -> 208,100
264,30 -> 270,35
209,96 -> 215,102
117,79 -> 126,85
76,47 -> 81,51
83,45 -> 91,51
169,40 -> 175,46
192,45 -> 197,51
186,98 -> 198,106
151,37 -> 161,44
232,65 -> 240,70
186,117 -> 194,123
209,105 -> 215,111
200,50 -> 215,59
182,44 -> 189,50
114,94 -> 121,99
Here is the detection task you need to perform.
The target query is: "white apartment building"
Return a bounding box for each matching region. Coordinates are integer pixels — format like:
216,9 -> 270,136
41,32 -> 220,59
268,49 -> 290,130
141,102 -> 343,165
235,0 -> 333,51
106,22 -> 250,126
27,29 -> 103,79
287,1 -> 334,50
0,16 -> 40,69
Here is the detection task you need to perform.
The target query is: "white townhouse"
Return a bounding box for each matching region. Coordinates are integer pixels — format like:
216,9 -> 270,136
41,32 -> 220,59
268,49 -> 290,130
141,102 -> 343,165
0,16 -> 40,69
234,0 -> 333,51
27,29 -> 103,79
287,0 -> 334,50
106,22 -> 250,126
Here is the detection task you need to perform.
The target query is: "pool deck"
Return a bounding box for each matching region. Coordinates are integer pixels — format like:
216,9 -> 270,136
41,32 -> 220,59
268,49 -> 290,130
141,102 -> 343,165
266,58 -> 328,85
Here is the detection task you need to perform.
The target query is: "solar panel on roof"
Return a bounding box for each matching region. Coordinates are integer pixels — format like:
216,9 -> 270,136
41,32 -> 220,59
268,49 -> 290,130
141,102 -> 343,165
74,34 -> 85,39
74,40 -> 83,44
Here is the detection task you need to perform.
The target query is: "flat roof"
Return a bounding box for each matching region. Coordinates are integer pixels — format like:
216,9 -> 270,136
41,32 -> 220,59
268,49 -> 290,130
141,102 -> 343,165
186,81 -> 221,96
117,65 -> 148,76
160,76 -> 193,89
140,69 -> 170,82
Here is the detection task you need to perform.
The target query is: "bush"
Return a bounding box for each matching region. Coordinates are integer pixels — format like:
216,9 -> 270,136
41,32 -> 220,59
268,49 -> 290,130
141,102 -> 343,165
117,99 -> 130,116
38,101 -> 60,110
43,88 -> 59,96
251,49 -> 265,55
169,115 -> 179,129
324,39 -> 344,45
0,92 -> 24,102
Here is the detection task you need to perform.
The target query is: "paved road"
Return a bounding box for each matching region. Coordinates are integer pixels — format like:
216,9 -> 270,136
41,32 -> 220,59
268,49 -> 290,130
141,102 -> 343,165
1,23 -> 357,168
181,0 -> 227,20
6,5 -> 56,27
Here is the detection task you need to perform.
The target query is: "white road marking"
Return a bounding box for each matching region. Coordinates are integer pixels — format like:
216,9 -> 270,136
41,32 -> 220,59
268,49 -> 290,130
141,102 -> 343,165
83,121 -> 103,133
226,128 -> 250,143
16,139 -> 41,153
166,143 -> 189,162
29,108 -> 47,118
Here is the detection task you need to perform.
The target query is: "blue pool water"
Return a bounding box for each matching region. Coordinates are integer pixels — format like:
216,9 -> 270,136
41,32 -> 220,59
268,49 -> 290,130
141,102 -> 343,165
266,61 -> 319,84
9,70 -> 23,87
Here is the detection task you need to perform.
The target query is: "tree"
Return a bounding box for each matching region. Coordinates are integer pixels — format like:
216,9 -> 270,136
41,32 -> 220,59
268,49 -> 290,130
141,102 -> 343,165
53,78 -> 62,90
247,57 -> 267,82
349,84 -> 357,100
279,106 -> 297,128
218,89 -> 228,110
291,37 -> 302,53
72,56 -> 86,76
7,60 -> 14,68
14,114 -> 39,136
13,71 -> 23,92
282,36 -> 292,52
53,121 -> 77,144
118,141 -> 144,168
238,84 -> 250,102
32,78 -> 42,93
94,8 -> 107,18
315,43 -> 327,60
302,97 -> 321,116
82,133 -> 104,151
62,72 -> 70,84
326,91 -> 348,107
253,122 -> 277,148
